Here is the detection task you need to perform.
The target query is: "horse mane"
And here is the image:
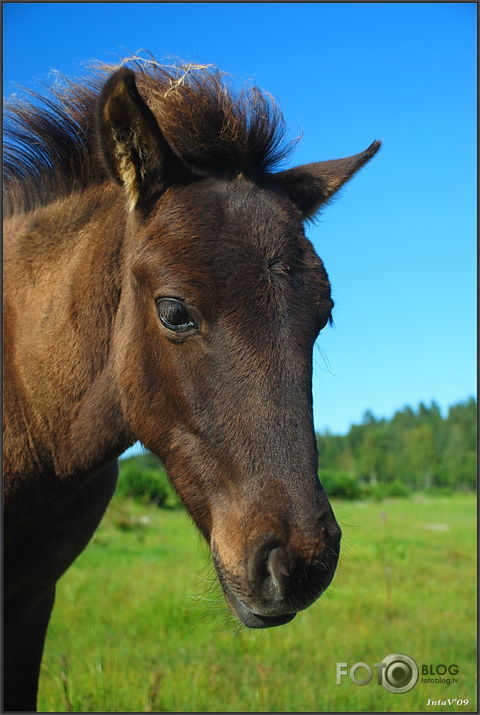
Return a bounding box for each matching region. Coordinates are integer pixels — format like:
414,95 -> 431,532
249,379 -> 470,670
3,57 -> 294,217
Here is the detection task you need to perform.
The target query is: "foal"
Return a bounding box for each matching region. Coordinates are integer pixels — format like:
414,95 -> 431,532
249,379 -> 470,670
4,61 -> 380,710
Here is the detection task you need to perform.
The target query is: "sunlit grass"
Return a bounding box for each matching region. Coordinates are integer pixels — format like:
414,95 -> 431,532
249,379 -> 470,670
39,494 -> 476,712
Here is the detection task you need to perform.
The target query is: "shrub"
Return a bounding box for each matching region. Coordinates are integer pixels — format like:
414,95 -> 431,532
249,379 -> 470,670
386,480 -> 411,498
369,480 -> 411,501
117,462 -> 181,507
423,485 -> 455,497
318,471 -> 362,500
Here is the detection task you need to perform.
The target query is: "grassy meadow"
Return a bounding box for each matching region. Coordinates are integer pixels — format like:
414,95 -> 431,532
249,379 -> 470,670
38,493 -> 476,712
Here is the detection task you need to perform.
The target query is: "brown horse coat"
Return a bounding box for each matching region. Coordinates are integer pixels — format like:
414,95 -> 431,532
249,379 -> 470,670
3,60 -> 380,710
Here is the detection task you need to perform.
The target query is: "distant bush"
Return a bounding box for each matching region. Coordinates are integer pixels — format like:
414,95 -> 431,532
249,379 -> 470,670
423,485 -> 456,497
386,480 -> 411,498
117,461 -> 182,508
318,471 -> 362,500
368,480 -> 411,501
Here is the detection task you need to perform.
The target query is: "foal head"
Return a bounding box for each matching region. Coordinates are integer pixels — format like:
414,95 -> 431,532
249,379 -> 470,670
97,67 -> 379,627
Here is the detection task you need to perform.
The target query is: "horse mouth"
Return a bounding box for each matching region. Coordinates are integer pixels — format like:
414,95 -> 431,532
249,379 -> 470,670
224,588 -> 297,629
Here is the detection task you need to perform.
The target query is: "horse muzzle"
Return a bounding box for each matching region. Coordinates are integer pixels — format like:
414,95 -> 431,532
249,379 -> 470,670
212,519 -> 341,629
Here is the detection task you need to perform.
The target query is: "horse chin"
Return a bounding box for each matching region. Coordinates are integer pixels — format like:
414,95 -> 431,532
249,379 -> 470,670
224,589 -> 296,629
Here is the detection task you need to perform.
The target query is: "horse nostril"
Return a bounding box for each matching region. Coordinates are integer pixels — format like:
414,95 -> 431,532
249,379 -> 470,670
266,546 -> 292,597
247,540 -> 290,600
247,536 -> 283,591
242,530 -> 340,617
268,546 -> 289,577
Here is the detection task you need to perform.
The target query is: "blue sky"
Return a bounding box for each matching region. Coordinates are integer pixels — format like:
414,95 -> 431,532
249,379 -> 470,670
4,3 -> 476,439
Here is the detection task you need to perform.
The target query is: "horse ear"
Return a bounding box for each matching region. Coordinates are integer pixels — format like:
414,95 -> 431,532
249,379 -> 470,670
273,141 -> 381,219
96,67 -> 188,212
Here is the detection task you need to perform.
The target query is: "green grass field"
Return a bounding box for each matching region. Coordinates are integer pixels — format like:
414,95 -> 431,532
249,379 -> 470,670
38,494 -> 476,712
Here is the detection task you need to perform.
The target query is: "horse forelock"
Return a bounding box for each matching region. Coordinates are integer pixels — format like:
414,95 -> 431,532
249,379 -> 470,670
3,58 -> 295,217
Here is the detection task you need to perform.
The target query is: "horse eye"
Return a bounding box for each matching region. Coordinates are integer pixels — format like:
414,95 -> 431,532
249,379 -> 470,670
156,298 -> 197,333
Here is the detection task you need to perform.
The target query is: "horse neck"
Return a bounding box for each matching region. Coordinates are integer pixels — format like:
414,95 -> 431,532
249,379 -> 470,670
3,184 -> 135,483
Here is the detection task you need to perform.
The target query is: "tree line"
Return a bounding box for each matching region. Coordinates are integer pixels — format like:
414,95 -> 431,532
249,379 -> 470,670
316,397 -> 476,498
118,397 -> 476,504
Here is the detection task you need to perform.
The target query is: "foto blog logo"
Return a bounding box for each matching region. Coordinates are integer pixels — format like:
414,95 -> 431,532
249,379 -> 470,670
336,653 -> 419,694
